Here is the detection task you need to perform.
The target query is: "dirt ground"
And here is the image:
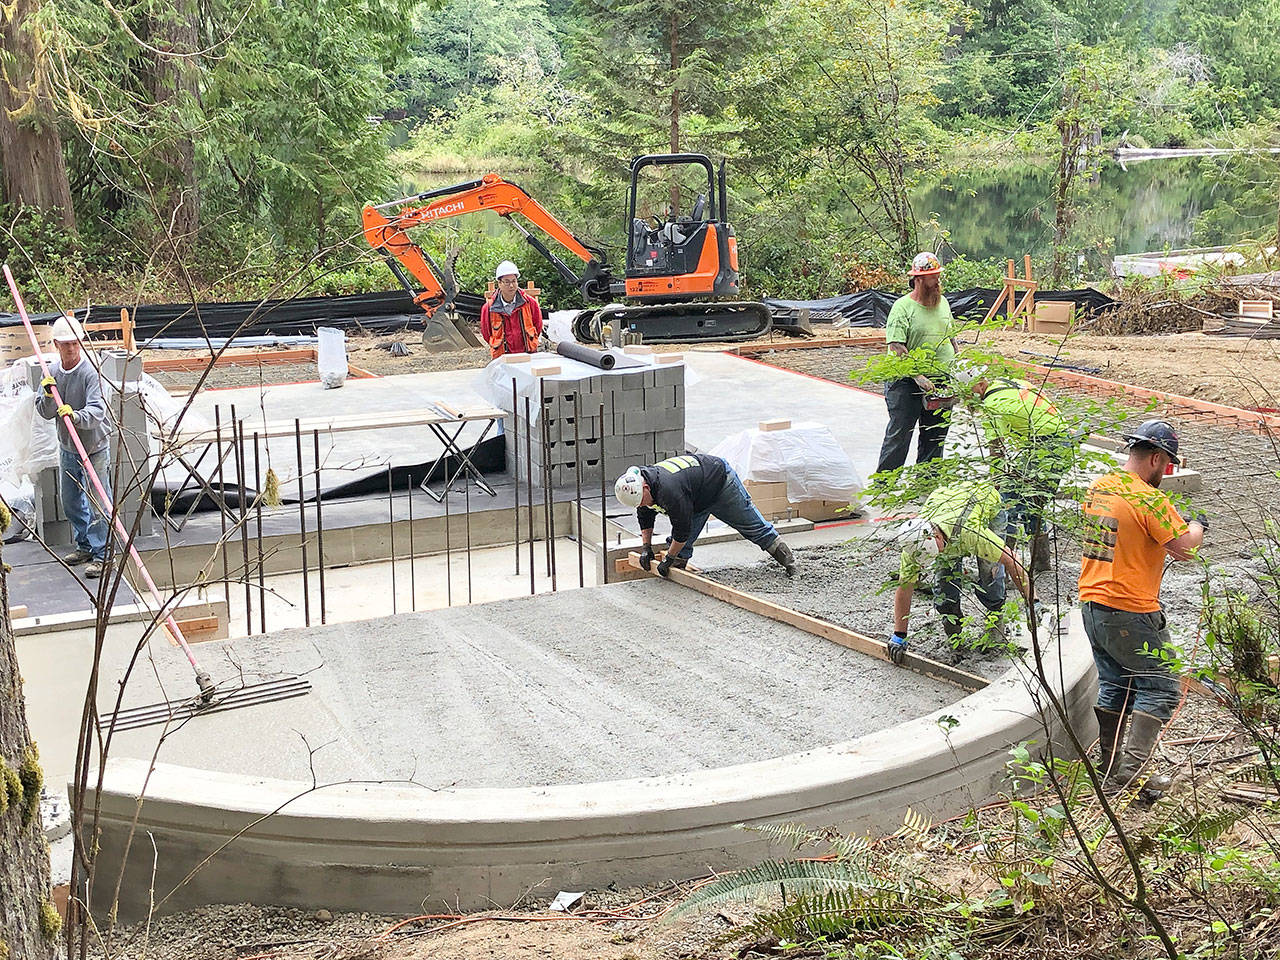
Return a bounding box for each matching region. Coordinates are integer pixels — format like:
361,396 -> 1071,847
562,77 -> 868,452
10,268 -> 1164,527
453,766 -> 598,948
976,329 -> 1280,409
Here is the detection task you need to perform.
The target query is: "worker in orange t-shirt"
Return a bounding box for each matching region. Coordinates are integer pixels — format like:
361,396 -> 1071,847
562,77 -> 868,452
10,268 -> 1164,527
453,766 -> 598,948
1078,420 -> 1205,799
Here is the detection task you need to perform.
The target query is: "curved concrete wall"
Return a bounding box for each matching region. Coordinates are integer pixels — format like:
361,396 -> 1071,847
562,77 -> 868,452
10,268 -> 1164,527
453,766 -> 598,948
87,613 -> 1097,921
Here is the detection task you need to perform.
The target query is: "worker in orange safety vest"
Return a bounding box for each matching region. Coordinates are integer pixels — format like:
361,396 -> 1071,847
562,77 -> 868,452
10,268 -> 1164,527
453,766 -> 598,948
480,260 -> 543,358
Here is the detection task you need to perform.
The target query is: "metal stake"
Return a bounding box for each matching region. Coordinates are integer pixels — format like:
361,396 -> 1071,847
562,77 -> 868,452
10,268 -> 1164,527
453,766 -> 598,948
540,379 -> 553,583
295,419 -> 311,627
600,400 -> 608,586
388,463 -> 397,614
253,430 -> 265,634
465,469 -> 472,604
215,406 -> 231,618
512,378 -> 520,576
232,413 -> 252,635
444,477 -> 452,606
574,391 -> 584,588
407,477 -> 416,612
313,430 -> 326,625
525,397 -> 535,595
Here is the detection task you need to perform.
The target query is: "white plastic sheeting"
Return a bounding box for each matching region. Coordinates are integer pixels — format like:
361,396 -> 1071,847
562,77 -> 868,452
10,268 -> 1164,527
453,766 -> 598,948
317,326 -> 348,389
711,422 -> 865,503
0,362 -> 58,487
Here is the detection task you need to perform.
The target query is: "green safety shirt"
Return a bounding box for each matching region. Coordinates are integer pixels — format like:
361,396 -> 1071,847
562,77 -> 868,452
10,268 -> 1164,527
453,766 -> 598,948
884,294 -> 956,371
898,479 -> 1006,588
979,377 -> 1068,444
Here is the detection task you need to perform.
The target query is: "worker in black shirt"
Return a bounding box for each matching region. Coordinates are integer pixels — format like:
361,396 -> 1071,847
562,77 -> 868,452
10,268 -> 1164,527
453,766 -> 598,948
614,454 -> 797,577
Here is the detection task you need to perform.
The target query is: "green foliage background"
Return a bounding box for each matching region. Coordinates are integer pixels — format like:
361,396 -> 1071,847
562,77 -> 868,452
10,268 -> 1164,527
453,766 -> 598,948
1,0 -> 1278,309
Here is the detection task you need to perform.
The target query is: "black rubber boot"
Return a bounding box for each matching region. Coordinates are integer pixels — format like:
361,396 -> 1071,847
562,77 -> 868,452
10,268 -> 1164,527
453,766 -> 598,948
1109,710 -> 1174,798
767,539 -> 797,577
1093,707 -> 1126,780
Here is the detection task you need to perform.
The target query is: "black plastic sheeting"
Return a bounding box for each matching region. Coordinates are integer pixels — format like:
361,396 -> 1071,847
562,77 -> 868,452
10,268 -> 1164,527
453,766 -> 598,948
0,290 -> 485,342
2,285 -> 1116,341
764,287 -> 1117,328
150,435 -> 506,516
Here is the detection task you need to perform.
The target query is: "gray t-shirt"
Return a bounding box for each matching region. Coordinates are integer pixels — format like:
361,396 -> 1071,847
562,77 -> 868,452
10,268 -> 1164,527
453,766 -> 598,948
35,354 -> 111,454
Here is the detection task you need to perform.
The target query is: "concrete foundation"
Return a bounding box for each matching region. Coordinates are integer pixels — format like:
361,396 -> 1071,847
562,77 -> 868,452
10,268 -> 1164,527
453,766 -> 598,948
85,603 -> 1096,921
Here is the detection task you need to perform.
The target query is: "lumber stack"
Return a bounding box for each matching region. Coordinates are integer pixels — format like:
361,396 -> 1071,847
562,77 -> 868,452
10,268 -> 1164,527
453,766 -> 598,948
504,363 -> 686,488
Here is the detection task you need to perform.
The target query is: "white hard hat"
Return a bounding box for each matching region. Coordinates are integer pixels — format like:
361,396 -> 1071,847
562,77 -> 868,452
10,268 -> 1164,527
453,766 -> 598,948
899,517 -> 940,560
495,260 -> 520,280
614,466 -> 645,508
951,360 -> 985,387
50,315 -> 85,343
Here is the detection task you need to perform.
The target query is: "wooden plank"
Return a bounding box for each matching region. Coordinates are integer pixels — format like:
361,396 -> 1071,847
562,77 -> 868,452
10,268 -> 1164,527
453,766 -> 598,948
143,348 -> 318,373
175,615 -> 219,633
758,418 -> 791,432
7,605 -> 28,619
621,554 -> 987,692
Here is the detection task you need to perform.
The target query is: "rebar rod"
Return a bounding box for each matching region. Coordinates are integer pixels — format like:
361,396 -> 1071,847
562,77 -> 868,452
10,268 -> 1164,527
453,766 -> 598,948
295,419 -> 310,627
313,430 -> 327,625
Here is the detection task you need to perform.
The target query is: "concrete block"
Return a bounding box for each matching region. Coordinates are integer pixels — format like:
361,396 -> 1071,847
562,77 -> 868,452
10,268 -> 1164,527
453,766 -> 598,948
622,410 -> 656,434
624,434 -> 653,458
603,435 -> 625,457
655,364 -> 684,387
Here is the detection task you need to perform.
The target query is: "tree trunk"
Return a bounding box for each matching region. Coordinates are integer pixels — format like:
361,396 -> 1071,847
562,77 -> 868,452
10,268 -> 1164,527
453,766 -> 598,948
148,0 -> 201,252
0,532 -> 57,960
0,0 -> 75,229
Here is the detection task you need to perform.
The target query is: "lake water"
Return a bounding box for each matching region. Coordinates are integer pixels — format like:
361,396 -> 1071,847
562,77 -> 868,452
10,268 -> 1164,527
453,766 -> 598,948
914,153 -> 1279,265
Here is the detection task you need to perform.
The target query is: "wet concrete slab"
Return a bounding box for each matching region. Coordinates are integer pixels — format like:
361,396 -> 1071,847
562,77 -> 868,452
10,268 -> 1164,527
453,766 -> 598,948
100,578 -> 962,789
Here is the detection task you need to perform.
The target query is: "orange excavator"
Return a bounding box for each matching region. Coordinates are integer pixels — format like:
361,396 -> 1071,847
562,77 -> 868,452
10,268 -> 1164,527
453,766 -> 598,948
361,153 -> 771,344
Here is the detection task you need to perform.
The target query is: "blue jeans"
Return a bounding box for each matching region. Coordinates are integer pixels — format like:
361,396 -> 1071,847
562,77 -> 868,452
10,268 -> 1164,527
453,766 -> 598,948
666,467 -> 779,560
60,445 -> 113,560
1081,601 -> 1180,720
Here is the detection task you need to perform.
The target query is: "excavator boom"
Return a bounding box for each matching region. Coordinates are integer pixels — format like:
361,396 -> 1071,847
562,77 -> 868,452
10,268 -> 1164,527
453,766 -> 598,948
362,174 -> 613,317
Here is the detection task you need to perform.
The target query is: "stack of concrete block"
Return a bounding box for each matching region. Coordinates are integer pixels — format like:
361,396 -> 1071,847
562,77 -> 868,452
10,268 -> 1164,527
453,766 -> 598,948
504,364 -> 685,488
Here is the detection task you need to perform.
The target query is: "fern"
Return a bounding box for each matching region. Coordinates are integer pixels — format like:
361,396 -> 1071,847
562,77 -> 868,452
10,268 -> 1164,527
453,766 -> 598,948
1156,807 -> 1247,858
730,886 -> 918,945
1232,762 -> 1280,787
744,821 -> 872,860
895,806 -> 935,847
666,860 -> 890,922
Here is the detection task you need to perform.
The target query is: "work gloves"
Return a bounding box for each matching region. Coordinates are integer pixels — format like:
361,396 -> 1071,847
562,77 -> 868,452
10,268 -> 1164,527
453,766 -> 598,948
656,555 -> 675,578
639,546 -> 655,571
40,375 -> 55,397
886,631 -> 908,665
56,403 -> 73,420
1181,509 -> 1209,531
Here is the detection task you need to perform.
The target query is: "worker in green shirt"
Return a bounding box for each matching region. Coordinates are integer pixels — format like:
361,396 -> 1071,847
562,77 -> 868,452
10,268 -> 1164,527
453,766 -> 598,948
953,364 -> 1075,572
875,252 -> 959,475
888,478 -> 1034,663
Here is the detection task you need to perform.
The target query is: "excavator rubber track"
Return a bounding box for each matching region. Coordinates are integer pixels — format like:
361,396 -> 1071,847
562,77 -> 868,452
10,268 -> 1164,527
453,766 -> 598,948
572,300 -> 772,345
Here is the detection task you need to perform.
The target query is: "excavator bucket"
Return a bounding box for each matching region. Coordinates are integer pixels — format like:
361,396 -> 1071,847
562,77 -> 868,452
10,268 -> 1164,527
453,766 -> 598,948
418,247 -> 485,352
421,306 -> 484,352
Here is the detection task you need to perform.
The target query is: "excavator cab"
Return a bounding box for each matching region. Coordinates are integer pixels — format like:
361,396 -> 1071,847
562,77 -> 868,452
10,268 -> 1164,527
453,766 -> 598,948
624,154 -> 740,302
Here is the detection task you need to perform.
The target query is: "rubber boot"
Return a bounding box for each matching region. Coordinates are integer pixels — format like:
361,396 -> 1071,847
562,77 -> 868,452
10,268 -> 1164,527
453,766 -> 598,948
1109,710 -> 1174,798
1093,707 -> 1126,780
767,538 -> 797,577
1031,532 -> 1052,574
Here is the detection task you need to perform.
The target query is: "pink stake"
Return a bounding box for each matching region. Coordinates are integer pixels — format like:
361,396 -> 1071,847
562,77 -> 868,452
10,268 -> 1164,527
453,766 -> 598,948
3,264 -> 214,701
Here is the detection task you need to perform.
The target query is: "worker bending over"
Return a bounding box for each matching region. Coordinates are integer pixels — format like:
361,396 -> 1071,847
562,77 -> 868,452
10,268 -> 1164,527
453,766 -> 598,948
1079,419 -> 1205,798
954,364 -> 1073,572
889,478 -> 1032,663
615,454 -> 796,577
